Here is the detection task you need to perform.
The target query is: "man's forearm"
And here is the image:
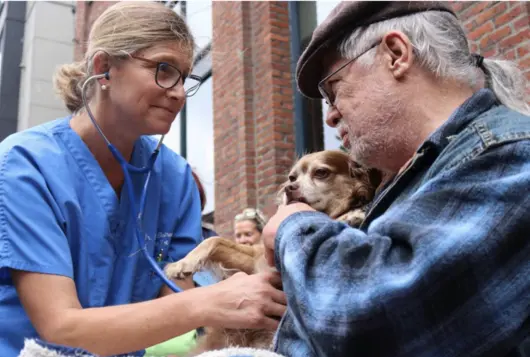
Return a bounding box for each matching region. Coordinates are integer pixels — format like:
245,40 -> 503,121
48,287 -> 208,356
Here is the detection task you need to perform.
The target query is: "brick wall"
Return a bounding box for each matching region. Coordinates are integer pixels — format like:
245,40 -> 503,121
74,1 -> 118,61
211,1 -> 294,236
451,1 -> 530,97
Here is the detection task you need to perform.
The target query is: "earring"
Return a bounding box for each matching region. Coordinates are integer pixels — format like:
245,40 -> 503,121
101,84 -> 108,90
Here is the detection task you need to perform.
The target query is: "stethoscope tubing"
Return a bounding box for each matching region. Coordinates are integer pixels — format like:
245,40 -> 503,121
82,73 -> 183,293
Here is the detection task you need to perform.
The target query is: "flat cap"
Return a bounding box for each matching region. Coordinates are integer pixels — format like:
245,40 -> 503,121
296,1 -> 456,98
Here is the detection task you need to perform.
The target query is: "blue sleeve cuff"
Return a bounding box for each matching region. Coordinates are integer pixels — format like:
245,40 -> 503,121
274,211 -> 333,272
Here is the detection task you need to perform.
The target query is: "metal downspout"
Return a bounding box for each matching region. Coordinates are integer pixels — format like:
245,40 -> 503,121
288,1 -> 306,156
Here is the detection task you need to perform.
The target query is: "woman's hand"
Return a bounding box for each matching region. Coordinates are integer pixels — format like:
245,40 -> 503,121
200,271 -> 286,330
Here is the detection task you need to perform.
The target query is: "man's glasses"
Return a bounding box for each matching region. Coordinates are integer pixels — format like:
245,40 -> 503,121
131,56 -> 202,97
318,41 -> 381,106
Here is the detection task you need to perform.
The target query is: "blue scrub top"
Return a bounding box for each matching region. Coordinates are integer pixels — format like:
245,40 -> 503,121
0,117 -> 202,357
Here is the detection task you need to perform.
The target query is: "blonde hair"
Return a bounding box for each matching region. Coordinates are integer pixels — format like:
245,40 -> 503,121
54,2 -> 195,113
234,208 -> 268,233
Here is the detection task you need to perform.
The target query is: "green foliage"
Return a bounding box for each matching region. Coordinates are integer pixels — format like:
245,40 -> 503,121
336,134 -> 348,153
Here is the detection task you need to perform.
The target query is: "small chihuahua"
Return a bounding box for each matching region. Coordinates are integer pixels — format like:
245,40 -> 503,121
164,150 -> 382,355
278,149 -> 382,226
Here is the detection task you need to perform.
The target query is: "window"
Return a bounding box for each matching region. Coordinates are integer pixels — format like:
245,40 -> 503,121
316,1 -> 342,151
163,1 -> 215,214
184,76 -> 214,214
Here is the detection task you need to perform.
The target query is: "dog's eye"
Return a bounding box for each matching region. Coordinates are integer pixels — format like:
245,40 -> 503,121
314,168 -> 330,179
288,175 -> 296,182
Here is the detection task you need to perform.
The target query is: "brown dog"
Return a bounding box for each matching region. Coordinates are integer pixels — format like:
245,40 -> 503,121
164,150 -> 382,354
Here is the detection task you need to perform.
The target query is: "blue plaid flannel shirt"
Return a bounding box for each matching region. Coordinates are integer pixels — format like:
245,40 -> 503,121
272,89 -> 530,357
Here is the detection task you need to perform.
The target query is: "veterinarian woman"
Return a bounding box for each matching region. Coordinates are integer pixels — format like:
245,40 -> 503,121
0,3 -> 285,357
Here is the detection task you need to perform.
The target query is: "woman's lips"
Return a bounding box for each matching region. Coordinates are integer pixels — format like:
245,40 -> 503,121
154,106 -> 175,115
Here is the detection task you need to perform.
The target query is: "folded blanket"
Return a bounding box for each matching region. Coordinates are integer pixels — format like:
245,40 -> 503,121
192,347 -> 285,357
17,339 -> 285,357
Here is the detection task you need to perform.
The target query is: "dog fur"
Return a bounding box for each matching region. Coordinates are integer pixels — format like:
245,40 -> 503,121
164,150 -> 381,355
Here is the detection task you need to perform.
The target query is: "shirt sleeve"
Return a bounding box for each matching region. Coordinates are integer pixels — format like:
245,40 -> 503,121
0,148 -> 73,279
164,162 -> 203,266
274,141 -> 530,357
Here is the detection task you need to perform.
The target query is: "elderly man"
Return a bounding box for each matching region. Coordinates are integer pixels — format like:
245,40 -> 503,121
263,2 -> 530,357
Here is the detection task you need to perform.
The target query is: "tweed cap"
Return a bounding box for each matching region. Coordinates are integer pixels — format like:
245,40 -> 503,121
296,1 -> 457,98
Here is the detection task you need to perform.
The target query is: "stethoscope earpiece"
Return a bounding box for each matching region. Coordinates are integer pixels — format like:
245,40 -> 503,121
104,72 -> 110,80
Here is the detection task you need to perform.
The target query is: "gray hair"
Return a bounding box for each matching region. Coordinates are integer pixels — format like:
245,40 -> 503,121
338,11 -> 529,116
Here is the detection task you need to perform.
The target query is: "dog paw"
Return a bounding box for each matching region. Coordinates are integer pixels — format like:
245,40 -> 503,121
165,259 -> 202,280
337,209 -> 365,228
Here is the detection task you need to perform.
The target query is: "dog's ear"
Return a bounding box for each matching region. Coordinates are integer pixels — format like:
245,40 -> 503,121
348,159 -> 382,188
348,158 -> 366,180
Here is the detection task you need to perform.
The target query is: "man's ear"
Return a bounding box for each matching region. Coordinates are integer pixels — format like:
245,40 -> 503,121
380,30 -> 414,80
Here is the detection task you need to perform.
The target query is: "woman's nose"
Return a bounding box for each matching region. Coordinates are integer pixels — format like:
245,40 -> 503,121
167,82 -> 186,102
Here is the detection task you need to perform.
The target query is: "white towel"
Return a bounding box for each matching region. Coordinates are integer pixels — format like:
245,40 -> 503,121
17,339 -> 286,357
191,347 -> 285,357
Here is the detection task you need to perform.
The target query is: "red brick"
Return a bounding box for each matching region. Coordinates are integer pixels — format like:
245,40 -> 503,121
468,21 -> 494,41
504,49 -> 517,61
472,2 -> 507,27
479,25 -> 512,50
74,1 -> 118,61
450,2 -> 467,13
464,20 -> 474,32
517,45 -> 530,59
514,16 -> 530,31
494,5 -> 523,27
501,29 -> 530,49
460,2 -> 492,20
483,47 -> 498,58
520,56 -> 530,69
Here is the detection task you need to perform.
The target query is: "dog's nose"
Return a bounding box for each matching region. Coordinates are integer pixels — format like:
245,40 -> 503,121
286,183 -> 299,192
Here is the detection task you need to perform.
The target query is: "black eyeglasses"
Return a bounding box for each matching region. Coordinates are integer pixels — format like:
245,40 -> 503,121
318,41 -> 381,106
131,56 -> 202,97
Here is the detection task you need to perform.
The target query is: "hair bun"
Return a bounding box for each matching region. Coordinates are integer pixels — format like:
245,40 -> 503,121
53,61 -> 87,113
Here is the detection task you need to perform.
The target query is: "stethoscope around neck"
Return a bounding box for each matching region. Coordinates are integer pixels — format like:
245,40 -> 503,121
81,72 -> 183,293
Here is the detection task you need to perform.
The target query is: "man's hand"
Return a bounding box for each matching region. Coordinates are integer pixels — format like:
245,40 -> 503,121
262,203 -> 315,267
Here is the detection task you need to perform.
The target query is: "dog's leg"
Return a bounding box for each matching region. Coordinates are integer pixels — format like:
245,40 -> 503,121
337,208 -> 366,228
165,237 -> 260,280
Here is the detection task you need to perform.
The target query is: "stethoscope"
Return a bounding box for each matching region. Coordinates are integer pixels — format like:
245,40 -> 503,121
81,72 -> 183,293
